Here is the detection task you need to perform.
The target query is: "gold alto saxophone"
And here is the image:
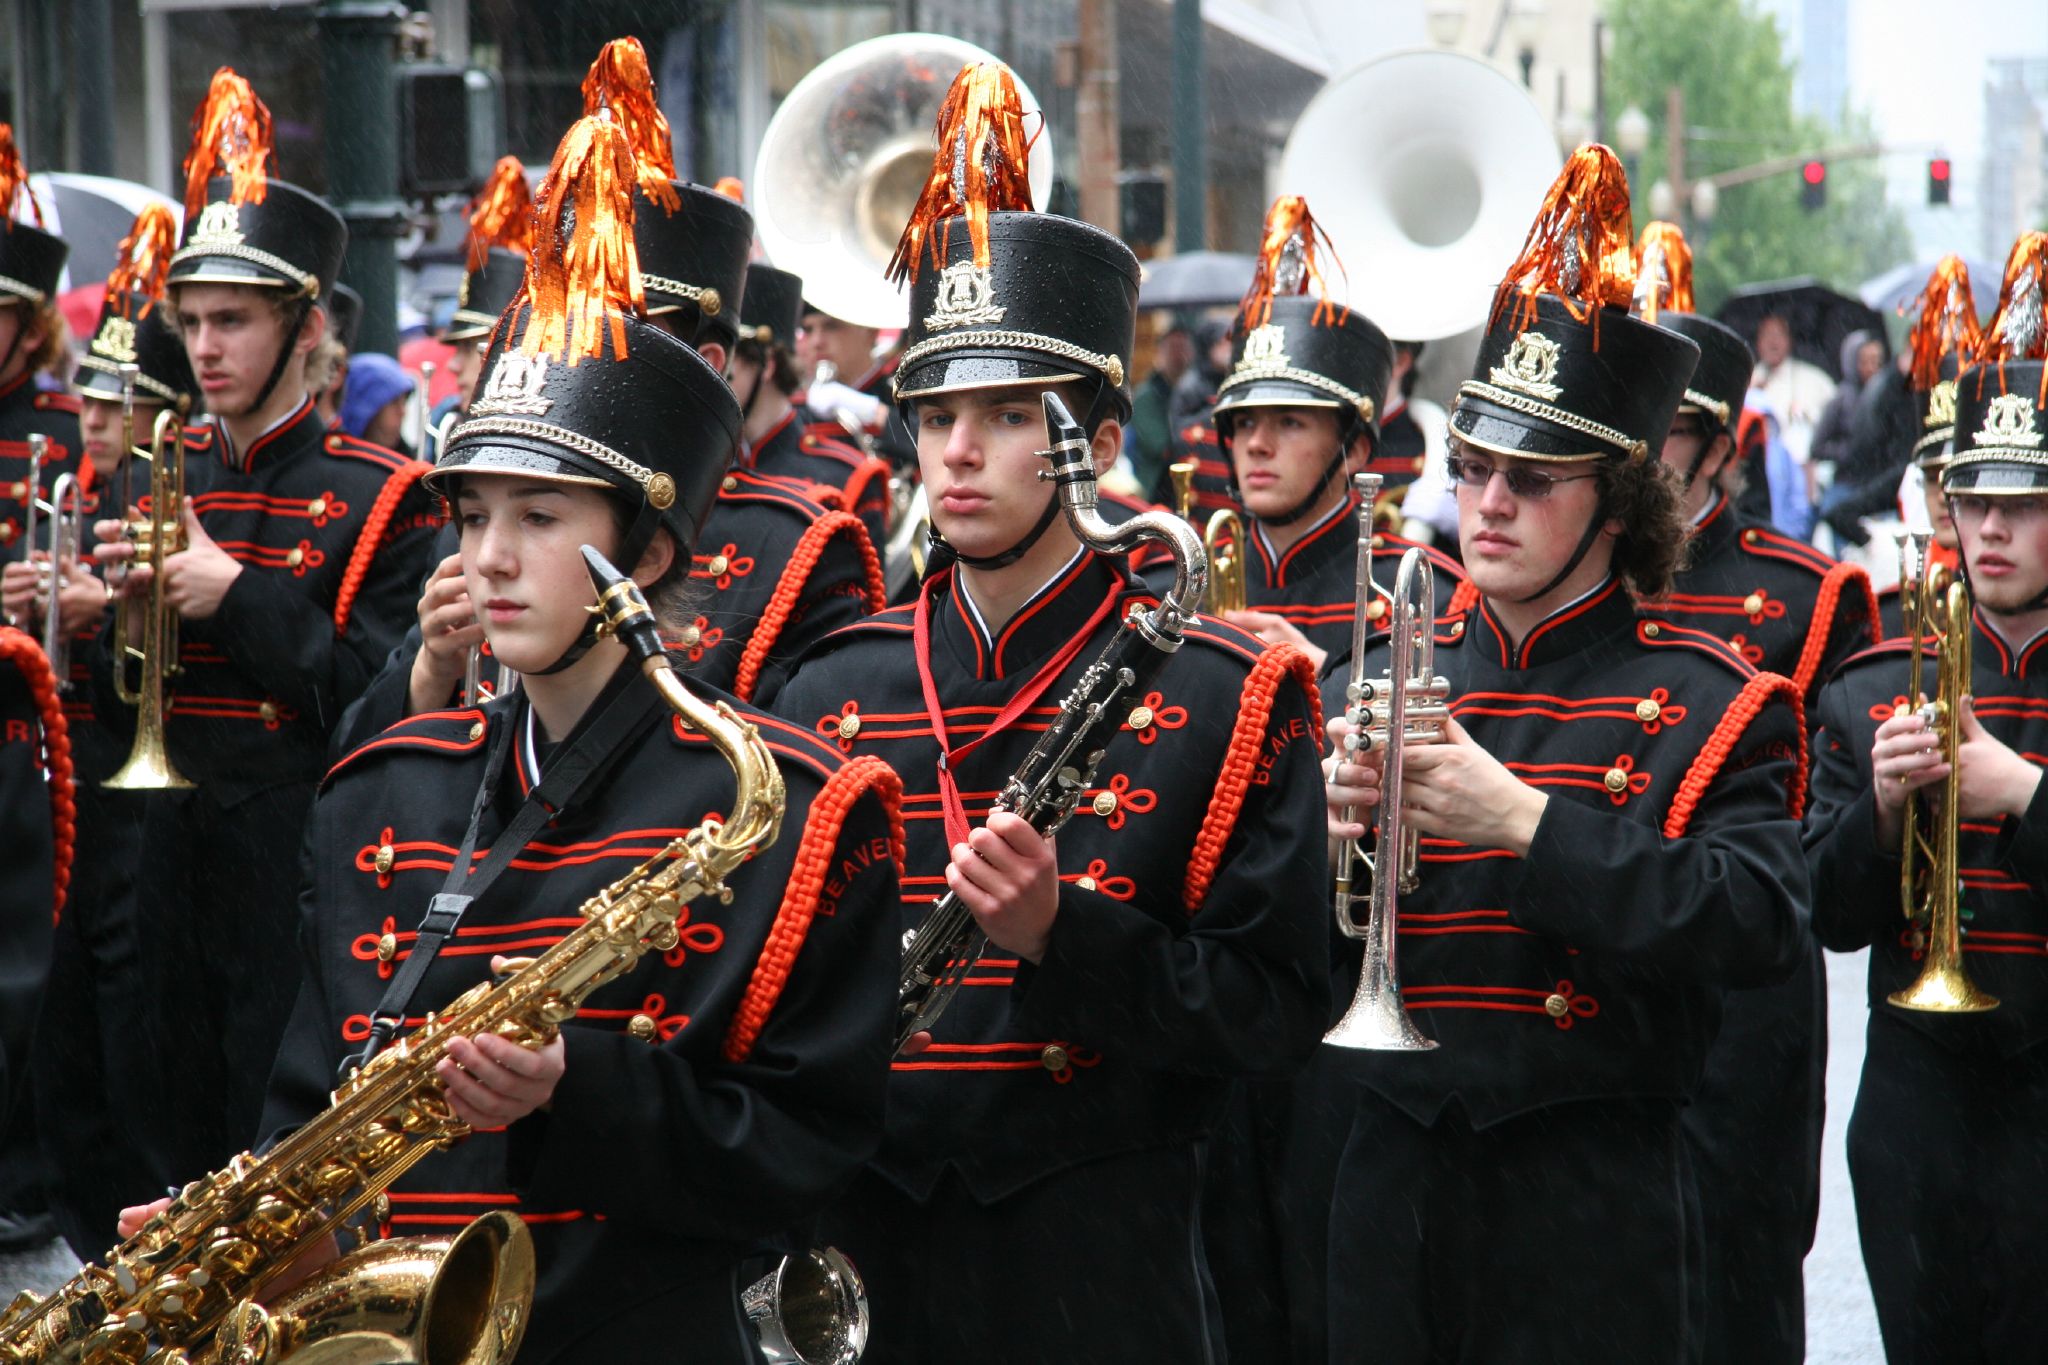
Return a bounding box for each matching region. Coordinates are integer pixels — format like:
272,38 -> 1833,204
1326,473 -> 1449,1051
0,546 -> 808,1365
106,402 -> 194,791
1169,459 -> 1246,614
1888,531 -> 1997,1014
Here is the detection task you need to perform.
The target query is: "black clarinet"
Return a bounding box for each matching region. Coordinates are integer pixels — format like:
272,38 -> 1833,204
894,392 -> 1207,1052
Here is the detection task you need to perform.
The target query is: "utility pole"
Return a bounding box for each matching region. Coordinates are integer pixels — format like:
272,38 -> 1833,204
1171,0 -> 1204,252
1076,0 -> 1120,235
319,0 -> 407,357
71,0 -> 116,175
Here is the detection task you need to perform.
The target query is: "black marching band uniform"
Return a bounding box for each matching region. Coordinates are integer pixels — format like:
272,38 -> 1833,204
0,622 -> 64,1139
1302,150 -> 1809,1363
1630,221 -> 1877,1363
264,107 -> 903,1358
30,203 -> 204,1258
0,149 -> 80,568
739,262 -> 894,547
88,75 -> 439,1187
1806,233 -> 2048,1363
769,64 -> 1331,1363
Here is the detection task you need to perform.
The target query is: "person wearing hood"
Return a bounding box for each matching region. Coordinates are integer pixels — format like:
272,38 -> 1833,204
338,350 -> 414,456
1812,329 -> 1885,471
1819,331 -> 1924,547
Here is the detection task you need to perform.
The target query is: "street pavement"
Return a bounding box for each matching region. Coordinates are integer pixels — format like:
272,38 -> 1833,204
0,948 -> 1897,1359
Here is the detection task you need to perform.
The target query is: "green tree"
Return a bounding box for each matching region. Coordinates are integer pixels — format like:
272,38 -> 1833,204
1605,0 -> 1912,317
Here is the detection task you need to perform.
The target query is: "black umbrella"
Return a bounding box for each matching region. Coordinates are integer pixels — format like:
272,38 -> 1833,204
1138,251 -> 1255,310
1715,277 -> 1886,378
30,172 -> 182,294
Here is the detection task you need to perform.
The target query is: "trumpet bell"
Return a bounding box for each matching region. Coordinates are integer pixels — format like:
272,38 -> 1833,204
1323,942 -> 1438,1052
751,33 -> 1056,331
103,729 -> 193,790
1888,961 -> 1999,1014
1277,48 -> 1562,341
742,1246 -> 869,1365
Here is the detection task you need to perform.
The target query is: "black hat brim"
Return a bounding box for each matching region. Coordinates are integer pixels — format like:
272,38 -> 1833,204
895,351 -> 1090,400
1941,457 -> 2048,495
422,436 -> 623,500
168,259 -> 305,292
1450,391 -> 1620,462
1213,378 -> 1347,415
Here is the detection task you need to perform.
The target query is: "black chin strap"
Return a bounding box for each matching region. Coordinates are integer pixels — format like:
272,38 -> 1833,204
531,506 -> 664,676
247,296 -> 313,418
1518,509 -> 1609,604
949,490 -> 1064,570
1262,447 -> 1351,528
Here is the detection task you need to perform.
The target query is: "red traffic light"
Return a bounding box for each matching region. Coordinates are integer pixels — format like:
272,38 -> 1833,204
1802,160 -> 1827,185
1930,158 -> 1951,181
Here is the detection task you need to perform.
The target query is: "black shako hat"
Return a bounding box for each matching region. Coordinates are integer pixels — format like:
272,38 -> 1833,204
1656,312 -> 1751,433
1453,292 -> 1699,463
1916,353 -> 1966,469
1212,292 -> 1393,442
430,302 -> 740,559
328,282 -> 363,351
1902,257 -> 1984,471
169,176 -> 346,304
446,248 -> 524,343
894,210 -> 1138,407
634,182 -> 752,346
740,264 -> 804,347
1944,234 -> 2048,496
77,293 -> 198,410
0,221 -> 66,309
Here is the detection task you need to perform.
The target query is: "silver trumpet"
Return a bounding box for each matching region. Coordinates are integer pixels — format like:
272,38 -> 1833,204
32,472 -> 81,689
1326,473 -> 1449,1052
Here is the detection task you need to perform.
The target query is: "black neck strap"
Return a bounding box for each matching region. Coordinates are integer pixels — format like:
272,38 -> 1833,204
342,675 -> 666,1081
533,513 -> 663,676
250,296 -> 311,418
1263,447 -> 1351,528
952,491 -> 1064,570
1517,509 -> 1609,605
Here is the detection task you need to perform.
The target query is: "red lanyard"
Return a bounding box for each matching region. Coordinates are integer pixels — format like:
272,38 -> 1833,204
911,566 -> 1123,851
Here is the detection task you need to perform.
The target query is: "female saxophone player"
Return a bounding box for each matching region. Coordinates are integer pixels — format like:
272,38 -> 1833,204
125,115 -> 903,1363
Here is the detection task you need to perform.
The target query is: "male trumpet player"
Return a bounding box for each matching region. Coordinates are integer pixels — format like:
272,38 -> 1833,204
1315,148 -> 1809,1362
1627,221 -> 1877,1363
1806,233 -> 2048,1364
88,71 -> 438,1187
0,128 -> 79,571
768,64 -> 1330,1363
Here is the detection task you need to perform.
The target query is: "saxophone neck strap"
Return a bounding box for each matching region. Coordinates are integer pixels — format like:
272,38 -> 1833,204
344,677 -> 667,1081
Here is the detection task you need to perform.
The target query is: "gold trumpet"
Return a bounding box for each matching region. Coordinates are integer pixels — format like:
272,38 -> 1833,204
1169,460 -> 1246,614
1888,531 -> 1996,1014
106,405 -> 193,791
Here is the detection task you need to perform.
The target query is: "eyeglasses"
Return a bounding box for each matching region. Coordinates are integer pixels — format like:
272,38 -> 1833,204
1947,493 -> 2048,524
1446,453 -> 1599,501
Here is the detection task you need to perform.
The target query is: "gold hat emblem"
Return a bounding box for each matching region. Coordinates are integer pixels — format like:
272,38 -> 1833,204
468,351 -> 553,418
1925,378 -> 1957,431
457,272 -> 472,308
925,260 -> 1006,331
190,201 -> 244,249
1492,330 -> 1564,402
1239,324 -> 1289,370
91,316 -> 139,364
1978,392 -> 2044,450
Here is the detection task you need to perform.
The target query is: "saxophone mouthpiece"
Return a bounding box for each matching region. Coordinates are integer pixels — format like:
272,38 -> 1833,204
580,544 -> 664,661
1039,391 -> 1094,491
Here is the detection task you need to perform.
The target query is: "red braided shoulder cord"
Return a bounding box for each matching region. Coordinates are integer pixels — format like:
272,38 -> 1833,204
333,462 -> 431,637
733,510 -> 886,702
1182,643 -> 1322,914
1792,562 -> 1880,700
723,755 -> 905,1063
0,628 -> 73,921
1663,670 -> 1807,839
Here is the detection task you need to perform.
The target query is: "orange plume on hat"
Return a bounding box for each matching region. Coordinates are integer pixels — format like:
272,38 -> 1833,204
1975,231 -> 2048,405
1239,195 -> 1346,332
0,126 -> 42,230
887,61 -> 1038,288
105,204 -> 180,318
713,177 -> 745,203
1631,221 -> 1693,324
1493,144 -> 1636,346
1904,255 -> 1981,393
519,116 -> 645,366
580,37 -> 681,215
466,156 -> 534,271
181,68 -> 272,222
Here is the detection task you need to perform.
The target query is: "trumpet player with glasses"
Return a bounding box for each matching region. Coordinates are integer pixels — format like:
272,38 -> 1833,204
1312,148 -> 1809,1363
87,71 -> 438,1191
1806,231 -> 2048,1364
767,63 -> 1330,1364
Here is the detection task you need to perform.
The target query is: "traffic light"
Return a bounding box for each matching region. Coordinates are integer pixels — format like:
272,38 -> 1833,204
1929,157 -> 1952,206
1800,160 -> 1827,212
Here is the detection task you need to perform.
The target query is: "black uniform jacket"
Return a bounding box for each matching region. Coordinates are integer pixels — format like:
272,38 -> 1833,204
1241,489 -> 1469,661
1326,579 -> 1811,1127
88,400 -> 439,804
1370,401 -> 1430,492
676,468 -> 884,705
770,549 -> 1333,1202
1644,491 -> 1879,710
0,374 -> 81,564
1808,616 -> 2048,1058
262,659 -> 903,1361
744,406 -> 891,548
1168,408 -> 1239,516
0,626 -> 62,1110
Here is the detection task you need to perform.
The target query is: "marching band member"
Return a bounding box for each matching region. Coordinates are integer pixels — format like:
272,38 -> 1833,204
1207,194 -> 1466,672
423,155 -> 532,465
1881,255 -> 1981,638
1807,232 -> 2048,1365
88,70 -> 438,1186
769,63 -> 1330,1362
0,623 -> 65,1133
1628,219 -> 1877,1363
736,261 -> 893,544
226,116 -> 903,1361
1314,147 -> 1809,1362
0,129 -> 79,568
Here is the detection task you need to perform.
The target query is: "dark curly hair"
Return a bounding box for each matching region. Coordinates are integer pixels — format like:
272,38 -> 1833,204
1597,454 -> 1691,600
